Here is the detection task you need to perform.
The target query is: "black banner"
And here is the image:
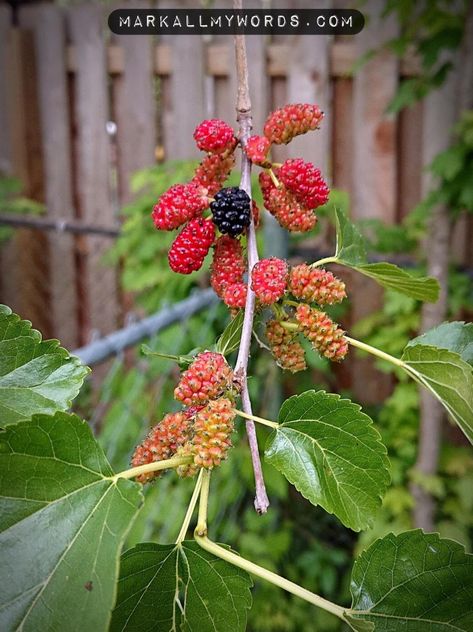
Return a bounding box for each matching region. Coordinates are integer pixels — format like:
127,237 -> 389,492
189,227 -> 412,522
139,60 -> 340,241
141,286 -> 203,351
108,9 -> 364,36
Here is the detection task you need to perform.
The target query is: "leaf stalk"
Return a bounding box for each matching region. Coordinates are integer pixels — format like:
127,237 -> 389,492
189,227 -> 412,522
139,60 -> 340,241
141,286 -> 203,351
112,456 -> 192,482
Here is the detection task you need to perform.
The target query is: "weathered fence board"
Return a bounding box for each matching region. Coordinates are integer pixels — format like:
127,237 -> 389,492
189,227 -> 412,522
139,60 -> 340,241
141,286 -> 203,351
19,5 -> 79,348
67,5 -> 119,342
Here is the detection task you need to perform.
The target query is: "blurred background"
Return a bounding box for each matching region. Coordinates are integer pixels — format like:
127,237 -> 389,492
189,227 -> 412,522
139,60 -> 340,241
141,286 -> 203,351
0,0 -> 472,629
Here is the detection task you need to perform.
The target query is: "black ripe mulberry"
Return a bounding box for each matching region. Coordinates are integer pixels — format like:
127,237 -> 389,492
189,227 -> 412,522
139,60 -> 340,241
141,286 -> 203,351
210,187 -> 251,237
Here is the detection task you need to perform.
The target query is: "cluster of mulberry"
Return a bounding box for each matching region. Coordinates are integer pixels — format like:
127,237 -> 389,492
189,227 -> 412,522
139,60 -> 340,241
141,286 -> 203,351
131,352 -> 237,482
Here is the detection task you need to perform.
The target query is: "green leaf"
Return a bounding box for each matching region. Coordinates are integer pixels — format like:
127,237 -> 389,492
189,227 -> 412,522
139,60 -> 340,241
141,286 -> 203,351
215,311 -> 244,356
0,412 -> 142,632
355,262 -> 440,302
0,305 -> 89,426
334,207 -> 367,266
111,541 -> 252,632
406,321 -> 473,366
402,344 -> 473,444
345,530 -> 473,631
265,390 -> 390,531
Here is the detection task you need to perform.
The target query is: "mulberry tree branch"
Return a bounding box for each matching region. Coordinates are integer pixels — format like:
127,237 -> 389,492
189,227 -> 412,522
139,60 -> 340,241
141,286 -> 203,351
232,0 -> 270,514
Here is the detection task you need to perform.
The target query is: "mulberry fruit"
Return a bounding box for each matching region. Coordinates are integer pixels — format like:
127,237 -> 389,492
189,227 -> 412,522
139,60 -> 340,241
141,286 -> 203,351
251,257 -> 288,305
295,304 -> 348,361
223,282 -> 247,309
168,217 -> 215,274
289,264 -> 346,305
264,103 -> 324,145
193,153 -> 235,197
244,135 -> 271,166
174,351 -> 233,406
131,412 -> 192,483
210,235 -> 246,298
152,183 -> 208,231
210,187 -> 251,237
266,320 -> 306,373
259,172 -> 316,232
194,119 -> 236,154
192,398 -> 235,469
278,158 -> 329,209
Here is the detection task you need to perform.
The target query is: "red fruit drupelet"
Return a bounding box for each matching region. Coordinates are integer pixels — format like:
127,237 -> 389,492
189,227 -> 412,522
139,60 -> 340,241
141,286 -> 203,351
263,103 -> 324,145
192,153 -> 236,197
223,282 -> 248,309
210,235 -> 246,298
251,257 -> 288,305
289,264 -> 346,305
131,412 -> 192,483
152,182 -> 209,231
278,158 -> 330,209
168,217 -> 215,275
244,135 -> 271,166
193,119 -> 236,154
295,303 -> 348,362
174,351 -> 234,406
259,172 -> 316,233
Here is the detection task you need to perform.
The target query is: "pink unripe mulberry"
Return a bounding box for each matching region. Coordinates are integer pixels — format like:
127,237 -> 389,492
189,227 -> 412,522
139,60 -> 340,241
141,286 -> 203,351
192,398 -> 235,469
263,103 -> 324,145
289,264 -> 346,305
266,320 -> 307,373
251,257 -> 288,305
210,235 -> 246,298
295,304 -> 348,362
192,153 -> 236,197
174,351 -> 233,406
131,412 -> 192,483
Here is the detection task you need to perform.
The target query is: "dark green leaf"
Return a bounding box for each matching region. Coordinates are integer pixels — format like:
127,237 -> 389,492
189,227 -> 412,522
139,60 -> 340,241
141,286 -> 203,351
0,412 -> 142,632
345,530 -> 473,631
111,541 -> 252,632
265,391 -> 390,531
406,321 -> 473,366
334,207 -> 367,266
402,344 -> 473,444
215,311 -> 244,356
0,305 -> 89,426
355,262 -> 440,302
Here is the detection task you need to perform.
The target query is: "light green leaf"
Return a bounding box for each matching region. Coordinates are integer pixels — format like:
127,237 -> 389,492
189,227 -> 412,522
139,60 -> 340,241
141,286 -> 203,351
332,211 -> 439,303
0,305 -> 89,426
355,262 -> 440,302
334,207 -> 367,266
111,541 -> 252,632
402,344 -> 473,444
215,311 -> 244,356
141,344 -> 195,367
0,412 -> 142,632
406,321 -> 473,365
345,530 -> 473,631
265,390 -> 390,531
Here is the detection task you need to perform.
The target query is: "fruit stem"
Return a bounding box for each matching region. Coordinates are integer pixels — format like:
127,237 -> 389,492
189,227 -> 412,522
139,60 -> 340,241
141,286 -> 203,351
311,256 -> 339,268
280,321 -> 300,332
267,167 -> 281,188
345,335 -> 406,369
234,409 -> 279,429
196,469 -> 211,536
175,469 -> 204,544
195,535 -> 346,620
112,455 -> 192,482
233,0 -> 270,515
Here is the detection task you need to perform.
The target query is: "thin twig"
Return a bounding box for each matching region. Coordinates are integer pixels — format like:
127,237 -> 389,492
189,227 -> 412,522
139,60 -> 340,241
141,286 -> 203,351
232,0 -> 269,514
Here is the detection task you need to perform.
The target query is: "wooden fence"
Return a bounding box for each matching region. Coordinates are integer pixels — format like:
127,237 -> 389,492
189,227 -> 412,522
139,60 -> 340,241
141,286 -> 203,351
0,1 -> 470,397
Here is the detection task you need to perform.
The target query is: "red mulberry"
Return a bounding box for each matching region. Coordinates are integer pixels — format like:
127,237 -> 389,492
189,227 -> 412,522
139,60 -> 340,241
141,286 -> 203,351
251,257 -> 288,305
210,236 -> 246,298
259,172 -> 316,233
264,103 -> 324,145
152,183 -> 208,231
174,351 -> 233,406
168,217 -> 215,274
278,158 -> 329,209
193,119 -> 236,154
